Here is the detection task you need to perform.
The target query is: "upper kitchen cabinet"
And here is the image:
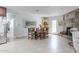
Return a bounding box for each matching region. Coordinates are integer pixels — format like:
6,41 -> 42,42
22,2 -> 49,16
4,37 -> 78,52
75,8 -> 79,18
68,12 -> 75,19
64,14 -> 69,20
64,12 -> 75,20
75,12 -> 79,18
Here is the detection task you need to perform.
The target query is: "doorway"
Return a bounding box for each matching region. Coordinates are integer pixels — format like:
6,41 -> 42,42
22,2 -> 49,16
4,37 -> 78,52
52,20 -> 57,34
7,18 -> 14,41
7,13 -> 15,42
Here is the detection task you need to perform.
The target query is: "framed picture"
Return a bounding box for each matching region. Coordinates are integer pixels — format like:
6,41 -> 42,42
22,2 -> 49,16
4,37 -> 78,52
23,20 -> 36,28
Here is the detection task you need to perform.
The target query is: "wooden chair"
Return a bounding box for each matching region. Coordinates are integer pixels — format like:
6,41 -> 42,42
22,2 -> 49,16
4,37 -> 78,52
28,28 -> 35,39
28,28 -> 32,39
31,28 -> 35,39
39,27 -> 48,39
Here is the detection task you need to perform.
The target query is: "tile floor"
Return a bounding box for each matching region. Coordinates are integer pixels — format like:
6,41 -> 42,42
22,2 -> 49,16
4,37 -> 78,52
0,35 -> 75,53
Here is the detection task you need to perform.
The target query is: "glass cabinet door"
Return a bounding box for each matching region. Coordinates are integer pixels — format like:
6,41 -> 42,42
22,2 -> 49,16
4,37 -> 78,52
0,17 -> 7,44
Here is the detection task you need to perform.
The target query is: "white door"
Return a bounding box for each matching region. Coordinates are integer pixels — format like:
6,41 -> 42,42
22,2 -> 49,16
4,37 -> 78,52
52,20 -> 57,34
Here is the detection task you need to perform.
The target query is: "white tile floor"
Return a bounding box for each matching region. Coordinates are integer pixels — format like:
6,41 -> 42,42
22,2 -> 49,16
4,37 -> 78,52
0,35 -> 75,53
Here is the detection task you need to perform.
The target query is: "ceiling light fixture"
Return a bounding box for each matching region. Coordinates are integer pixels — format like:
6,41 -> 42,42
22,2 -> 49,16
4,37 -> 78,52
36,9 -> 39,12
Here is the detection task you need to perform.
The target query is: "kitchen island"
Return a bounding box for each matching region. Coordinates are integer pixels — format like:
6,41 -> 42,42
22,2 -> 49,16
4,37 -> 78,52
72,31 -> 79,52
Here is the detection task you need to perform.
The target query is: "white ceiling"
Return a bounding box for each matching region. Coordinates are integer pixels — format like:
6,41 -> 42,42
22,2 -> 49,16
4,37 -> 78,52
6,6 -> 79,16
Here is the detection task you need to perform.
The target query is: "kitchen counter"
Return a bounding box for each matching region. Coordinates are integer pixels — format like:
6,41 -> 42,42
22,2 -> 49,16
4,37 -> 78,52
72,31 -> 79,52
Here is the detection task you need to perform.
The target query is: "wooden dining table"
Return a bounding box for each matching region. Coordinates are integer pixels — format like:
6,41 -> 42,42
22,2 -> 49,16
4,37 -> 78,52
28,27 -> 48,39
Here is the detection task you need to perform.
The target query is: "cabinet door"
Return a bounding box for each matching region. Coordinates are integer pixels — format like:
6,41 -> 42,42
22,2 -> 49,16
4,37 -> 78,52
68,12 -> 75,19
64,14 -> 69,20
76,12 -> 79,18
73,42 -> 79,52
64,12 -> 75,20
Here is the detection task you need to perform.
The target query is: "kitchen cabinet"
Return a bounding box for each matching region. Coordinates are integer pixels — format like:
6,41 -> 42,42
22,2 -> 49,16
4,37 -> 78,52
64,12 -> 75,20
72,31 -> 79,52
68,12 -> 75,19
76,12 -> 79,18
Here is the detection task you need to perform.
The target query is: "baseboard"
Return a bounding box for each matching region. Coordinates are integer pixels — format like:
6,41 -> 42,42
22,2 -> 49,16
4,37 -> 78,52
15,36 -> 28,39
